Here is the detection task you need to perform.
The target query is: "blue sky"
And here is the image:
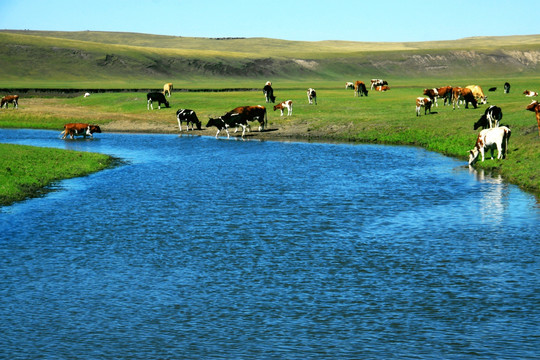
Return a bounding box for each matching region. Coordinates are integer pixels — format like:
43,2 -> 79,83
1,0 -> 538,42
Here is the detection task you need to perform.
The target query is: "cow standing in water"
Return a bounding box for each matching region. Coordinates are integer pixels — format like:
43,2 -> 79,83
60,123 -> 101,139
263,81 -> 275,103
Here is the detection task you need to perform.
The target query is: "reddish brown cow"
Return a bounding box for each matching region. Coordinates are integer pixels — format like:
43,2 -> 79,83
61,123 -> 102,139
525,100 -> 540,136
423,86 -> 453,107
415,97 -> 432,116
273,100 -> 293,116
452,87 -> 477,109
1,95 -> 19,109
375,85 -> 390,92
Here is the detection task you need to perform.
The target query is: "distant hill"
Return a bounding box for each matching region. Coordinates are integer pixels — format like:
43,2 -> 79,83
1,30 -> 539,86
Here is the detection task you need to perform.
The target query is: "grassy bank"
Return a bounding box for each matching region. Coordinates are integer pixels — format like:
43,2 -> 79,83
0,143 -> 114,206
1,77 -> 539,199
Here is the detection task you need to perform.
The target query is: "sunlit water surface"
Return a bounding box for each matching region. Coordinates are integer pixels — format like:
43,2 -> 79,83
1,129 -> 538,359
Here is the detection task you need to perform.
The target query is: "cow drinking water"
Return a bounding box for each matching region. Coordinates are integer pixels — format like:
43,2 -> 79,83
147,92 -> 170,110
468,126 -> 511,165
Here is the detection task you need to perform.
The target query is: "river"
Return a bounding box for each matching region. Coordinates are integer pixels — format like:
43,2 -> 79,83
1,129 -> 538,359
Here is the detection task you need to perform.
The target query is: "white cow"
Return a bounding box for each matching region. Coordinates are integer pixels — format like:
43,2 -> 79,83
468,126 -> 511,165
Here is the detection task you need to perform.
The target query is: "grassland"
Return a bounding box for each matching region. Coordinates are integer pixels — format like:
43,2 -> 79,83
0,31 -> 539,203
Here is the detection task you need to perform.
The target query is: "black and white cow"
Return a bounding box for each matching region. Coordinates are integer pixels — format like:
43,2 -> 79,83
176,109 -> 201,131
206,105 -> 267,139
370,79 -> 388,90
263,82 -> 275,103
473,105 -> 503,130
147,92 -> 170,110
307,88 -> 317,105
504,82 -> 511,94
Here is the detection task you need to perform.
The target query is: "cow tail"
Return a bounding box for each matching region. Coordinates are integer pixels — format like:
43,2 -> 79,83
504,127 -> 511,158
264,108 -> 268,130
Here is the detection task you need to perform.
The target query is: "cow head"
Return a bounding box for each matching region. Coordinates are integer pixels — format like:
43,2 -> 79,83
89,125 -> 102,134
468,148 -> 479,165
164,100 -> 170,108
526,100 -> 539,112
194,119 -> 202,130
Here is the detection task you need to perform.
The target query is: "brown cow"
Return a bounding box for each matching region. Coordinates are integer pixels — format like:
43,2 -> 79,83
423,86 -> 453,107
1,95 -> 19,109
452,87 -> 477,109
163,83 -> 173,97
375,85 -> 390,92
354,81 -> 368,97
61,123 -> 102,139
525,100 -> 540,136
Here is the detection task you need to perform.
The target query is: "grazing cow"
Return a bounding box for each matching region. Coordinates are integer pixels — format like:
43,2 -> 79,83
488,87 -> 497,92
525,100 -> 540,136
370,79 -> 388,90
274,100 -> 293,116
468,126 -> 511,165
474,105 -> 503,130
345,82 -> 355,89
354,81 -> 368,97
415,97 -> 432,116
263,82 -> 275,103
147,92 -> 170,110
436,86 -> 453,106
466,85 -> 488,104
504,82 -> 511,94
452,87 -> 478,109
84,92 -> 91,97
307,88 -> 317,105
163,83 -> 173,97
423,88 -> 439,106
1,95 -> 19,109
60,123 -> 101,139
375,85 -> 389,92
176,109 -> 201,131
523,90 -> 539,97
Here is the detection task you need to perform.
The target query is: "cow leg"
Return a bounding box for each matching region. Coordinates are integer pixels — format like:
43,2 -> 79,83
288,106 -> 292,116
416,106 -> 420,116
215,129 -> 221,139
280,109 -> 284,116
178,119 -> 183,132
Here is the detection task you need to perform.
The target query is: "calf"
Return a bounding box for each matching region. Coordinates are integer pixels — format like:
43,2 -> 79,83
263,82 -> 275,103
274,100 -> 293,116
354,81 -> 368,97
525,100 -> 540,136
523,90 -> 538,97
147,92 -> 170,110
473,105 -> 503,130
375,85 -> 389,92
176,109 -> 201,131
415,97 -> 432,116
468,126 -> 511,165
60,123 -> 101,139
452,87 -> 477,109
307,88 -> 317,105
1,95 -> 19,109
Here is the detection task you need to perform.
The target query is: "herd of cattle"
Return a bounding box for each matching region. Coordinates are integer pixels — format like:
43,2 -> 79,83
1,80 -> 539,166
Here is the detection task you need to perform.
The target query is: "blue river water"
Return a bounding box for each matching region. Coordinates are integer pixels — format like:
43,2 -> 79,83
0,129 -> 538,359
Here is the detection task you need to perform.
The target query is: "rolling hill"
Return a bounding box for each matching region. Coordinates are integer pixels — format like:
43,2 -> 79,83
1,30 -> 539,87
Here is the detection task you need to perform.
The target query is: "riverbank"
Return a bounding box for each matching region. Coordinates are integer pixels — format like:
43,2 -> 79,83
1,85 -> 539,203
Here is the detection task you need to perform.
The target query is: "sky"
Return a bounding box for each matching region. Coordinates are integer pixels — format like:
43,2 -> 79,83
1,0 -> 538,42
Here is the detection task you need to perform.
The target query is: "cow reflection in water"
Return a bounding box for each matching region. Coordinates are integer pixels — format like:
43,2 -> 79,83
468,167 -> 507,224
